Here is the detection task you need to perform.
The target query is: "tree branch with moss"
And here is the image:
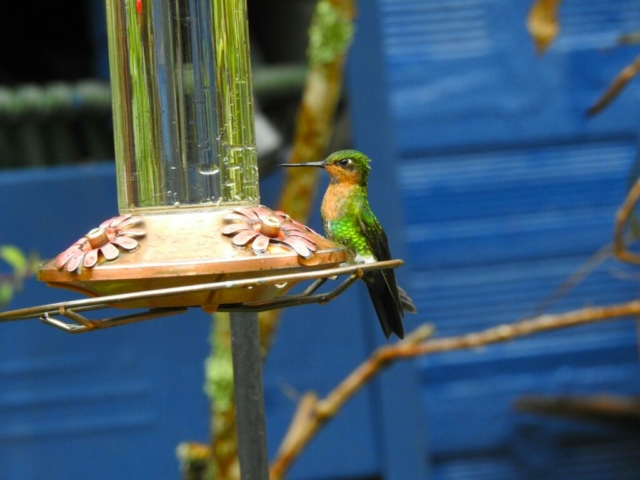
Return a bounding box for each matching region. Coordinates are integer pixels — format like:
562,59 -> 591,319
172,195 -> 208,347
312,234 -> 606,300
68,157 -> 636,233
177,1 -> 357,478
259,0 -> 356,355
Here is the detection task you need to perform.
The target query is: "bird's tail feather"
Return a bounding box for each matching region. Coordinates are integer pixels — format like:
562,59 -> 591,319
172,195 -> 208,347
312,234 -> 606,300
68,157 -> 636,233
398,286 -> 418,314
363,269 -> 405,339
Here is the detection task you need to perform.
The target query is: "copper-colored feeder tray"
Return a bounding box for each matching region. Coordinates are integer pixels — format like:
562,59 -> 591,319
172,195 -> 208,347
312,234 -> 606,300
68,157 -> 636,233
38,208 -> 348,311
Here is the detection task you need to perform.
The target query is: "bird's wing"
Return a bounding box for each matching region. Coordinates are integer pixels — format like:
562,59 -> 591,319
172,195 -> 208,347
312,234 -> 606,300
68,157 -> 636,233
358,206 -> 417,315
357,208 -> 405,338
357,205 -> 393,262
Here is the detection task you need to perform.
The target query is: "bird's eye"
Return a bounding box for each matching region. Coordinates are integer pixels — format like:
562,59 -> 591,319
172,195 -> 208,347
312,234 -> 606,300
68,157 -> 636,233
337,158 -> 352,166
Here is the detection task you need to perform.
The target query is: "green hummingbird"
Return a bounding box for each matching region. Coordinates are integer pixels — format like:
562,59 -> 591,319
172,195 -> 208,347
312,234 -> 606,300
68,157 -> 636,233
281,149 -> 416,339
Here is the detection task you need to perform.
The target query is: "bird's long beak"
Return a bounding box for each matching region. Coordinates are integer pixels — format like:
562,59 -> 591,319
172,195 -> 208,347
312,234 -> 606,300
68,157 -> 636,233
279,161 -> 325,168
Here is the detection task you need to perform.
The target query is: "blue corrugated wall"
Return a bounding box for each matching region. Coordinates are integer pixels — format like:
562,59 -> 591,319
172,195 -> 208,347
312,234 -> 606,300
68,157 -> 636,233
347,0 -> 640,478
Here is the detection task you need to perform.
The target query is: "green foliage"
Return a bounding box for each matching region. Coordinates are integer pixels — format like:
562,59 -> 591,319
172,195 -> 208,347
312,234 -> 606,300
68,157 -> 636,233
205,313 -> 235,412
0,282 -> 13,307
307,0 -> 354,67
0,245 -> 29,277
0,245 -> 38,308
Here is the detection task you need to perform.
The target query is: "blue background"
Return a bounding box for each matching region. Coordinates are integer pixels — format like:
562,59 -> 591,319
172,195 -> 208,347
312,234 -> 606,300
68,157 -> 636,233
2,1 -> 640,479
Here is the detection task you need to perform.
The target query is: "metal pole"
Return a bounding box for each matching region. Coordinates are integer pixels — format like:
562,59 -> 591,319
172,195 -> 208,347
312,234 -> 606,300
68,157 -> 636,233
230,311 -> 270,480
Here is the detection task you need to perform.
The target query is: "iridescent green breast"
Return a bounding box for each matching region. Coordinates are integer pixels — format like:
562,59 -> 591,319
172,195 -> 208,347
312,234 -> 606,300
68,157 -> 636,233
321,184 -> 373,259
324,216 -> 373,258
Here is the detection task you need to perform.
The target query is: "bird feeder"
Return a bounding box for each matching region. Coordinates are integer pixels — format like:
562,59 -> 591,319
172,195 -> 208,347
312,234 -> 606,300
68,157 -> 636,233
0,0 -> 404,332
33,0 -> 356,324
0,1 -> 405,478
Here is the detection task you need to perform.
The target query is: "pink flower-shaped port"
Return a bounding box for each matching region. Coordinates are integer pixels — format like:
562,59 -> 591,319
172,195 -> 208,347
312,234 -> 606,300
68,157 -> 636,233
56,214 -> 146,273
221,206 -> 317,258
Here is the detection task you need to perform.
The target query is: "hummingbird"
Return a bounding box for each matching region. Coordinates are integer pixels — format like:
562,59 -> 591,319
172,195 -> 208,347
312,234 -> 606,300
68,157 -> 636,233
281,149 -> 416,339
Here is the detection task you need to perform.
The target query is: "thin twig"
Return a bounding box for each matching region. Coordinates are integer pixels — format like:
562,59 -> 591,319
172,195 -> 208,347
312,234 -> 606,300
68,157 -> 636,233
270,300 -> 640,479
587,54 -> 640,116
528,241 -> 613,317
515,393 -> 640,428
613,177 -> 640,264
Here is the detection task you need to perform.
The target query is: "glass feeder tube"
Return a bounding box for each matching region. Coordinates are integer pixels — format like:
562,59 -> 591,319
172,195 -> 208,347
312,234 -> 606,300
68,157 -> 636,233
106,2 -> 270,478
105,0 -> 259,212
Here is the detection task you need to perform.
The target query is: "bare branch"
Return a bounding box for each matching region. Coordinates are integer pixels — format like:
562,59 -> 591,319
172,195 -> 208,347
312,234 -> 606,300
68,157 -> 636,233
270,300 -> 640,479
258,0 -> 356,356
269,324 -> 435,480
